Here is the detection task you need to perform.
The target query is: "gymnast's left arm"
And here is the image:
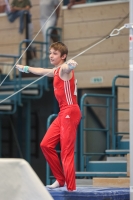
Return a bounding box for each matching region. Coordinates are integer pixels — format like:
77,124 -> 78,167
61,59 -> 78,74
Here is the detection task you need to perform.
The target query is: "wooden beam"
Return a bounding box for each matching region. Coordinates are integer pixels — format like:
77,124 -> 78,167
127,154 -> 130,177
63,3 -> 129,23
0,29 -> 25,45
93,177 -> 130,187
118,87 -> 129,103
63,19 -> 129,40
75,69 -> 129,88
118,121 -> 129,133
65,35 -> 129,55
69,52 -> 129,72
0,17 -> 20,30
118,103 -> 129,121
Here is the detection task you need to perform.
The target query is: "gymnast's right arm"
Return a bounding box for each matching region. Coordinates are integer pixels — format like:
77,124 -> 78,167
16,64 -> 55,77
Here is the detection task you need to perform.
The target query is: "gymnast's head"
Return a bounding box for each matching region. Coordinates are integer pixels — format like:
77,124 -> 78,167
49,41 -> 68,62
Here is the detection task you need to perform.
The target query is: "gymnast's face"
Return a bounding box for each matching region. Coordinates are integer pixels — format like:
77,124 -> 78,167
49,48 -> 66,66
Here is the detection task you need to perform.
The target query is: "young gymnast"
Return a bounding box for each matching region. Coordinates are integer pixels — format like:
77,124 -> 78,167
16,41 -> 81,191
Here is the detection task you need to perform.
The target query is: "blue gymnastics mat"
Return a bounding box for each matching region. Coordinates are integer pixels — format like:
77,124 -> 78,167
47,186 -> 129,200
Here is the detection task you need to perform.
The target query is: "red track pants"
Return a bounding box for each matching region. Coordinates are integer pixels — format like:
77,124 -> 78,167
40,105 -> 81,191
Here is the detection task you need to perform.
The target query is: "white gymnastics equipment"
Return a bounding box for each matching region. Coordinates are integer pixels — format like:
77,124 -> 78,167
0,158 -> 53,200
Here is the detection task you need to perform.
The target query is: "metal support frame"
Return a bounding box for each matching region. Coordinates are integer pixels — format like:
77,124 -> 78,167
17,101 -> 31,163
129,0 -> 133,198
112,75 -> 129,149
0,116 -> 1,157
46,114 -> 57,185
0,54 -> 22,113
46,27 -> 62,57
24,100 -> 31,163
80,93 -> 113,172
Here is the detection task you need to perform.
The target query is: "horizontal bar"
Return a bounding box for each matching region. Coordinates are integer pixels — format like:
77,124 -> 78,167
0,54 -> 19,58
115,85 -> 129,88
83,153 -> 106,155
83,94 -> 113,98
115,132 -> 129,135
116,108 -> 129,111
83,104 -> 108,108
83,128 -> 108,132
21,39 -> 48,45
0,63 -> 14,66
